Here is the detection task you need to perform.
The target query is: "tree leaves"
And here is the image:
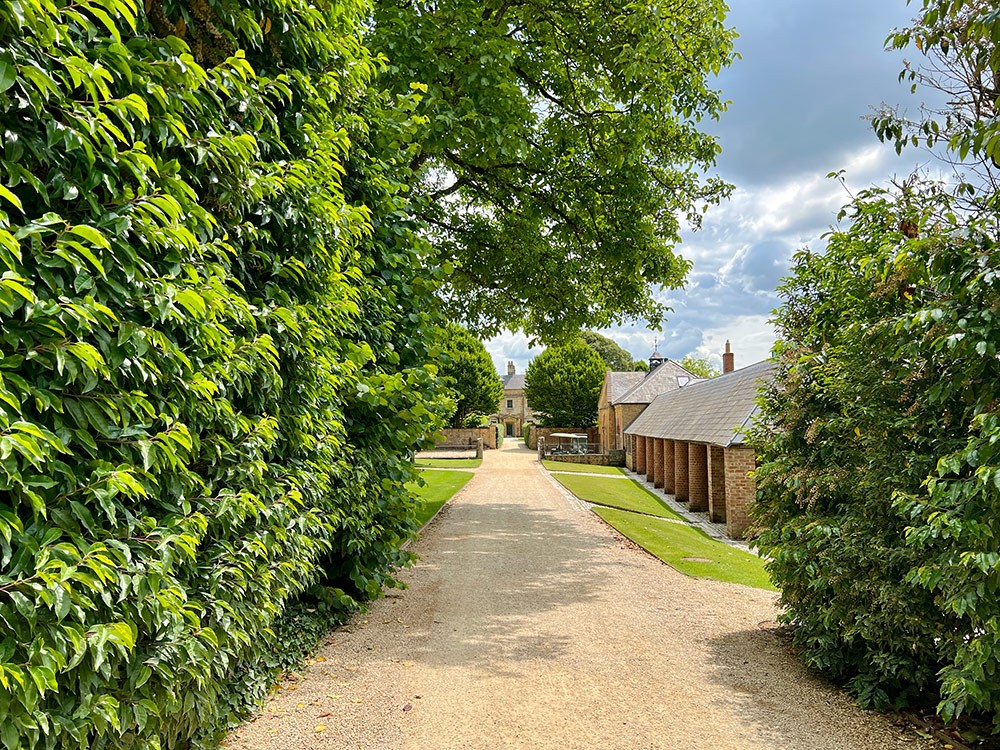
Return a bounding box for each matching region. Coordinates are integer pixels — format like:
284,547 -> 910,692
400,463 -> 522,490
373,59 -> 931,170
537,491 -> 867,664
523,339 -> 605,426
369,0 -> 736,339
0,1 -> 446,747
437,324 -> 503,428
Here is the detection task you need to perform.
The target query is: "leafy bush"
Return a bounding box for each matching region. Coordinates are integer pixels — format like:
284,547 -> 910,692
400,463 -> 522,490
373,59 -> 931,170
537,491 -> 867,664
751,0 -> 1000,726
750,179 -> 1000,719
523,340 -> 605,426
0,3 -> 442,748
460,413 -> 487,428
438,325 -> 503,428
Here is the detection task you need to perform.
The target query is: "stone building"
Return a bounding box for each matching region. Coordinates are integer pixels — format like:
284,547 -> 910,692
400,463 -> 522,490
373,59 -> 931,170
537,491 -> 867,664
624,359 -> 776,539
496,361 -> 535,437
596,350 -> 699,455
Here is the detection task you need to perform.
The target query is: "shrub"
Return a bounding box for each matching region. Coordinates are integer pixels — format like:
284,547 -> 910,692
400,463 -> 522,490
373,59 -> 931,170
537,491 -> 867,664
0,4 -> 443,748
524,340 -> 605,426
750,179 -> 1000,719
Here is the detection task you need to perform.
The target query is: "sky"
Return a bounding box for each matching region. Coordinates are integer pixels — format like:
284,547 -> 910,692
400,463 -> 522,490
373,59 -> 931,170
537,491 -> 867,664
488,0 -> 935,375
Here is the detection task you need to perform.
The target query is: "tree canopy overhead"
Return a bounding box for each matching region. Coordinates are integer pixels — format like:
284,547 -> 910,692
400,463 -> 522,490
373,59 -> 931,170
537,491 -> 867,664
370,0 -> 736,339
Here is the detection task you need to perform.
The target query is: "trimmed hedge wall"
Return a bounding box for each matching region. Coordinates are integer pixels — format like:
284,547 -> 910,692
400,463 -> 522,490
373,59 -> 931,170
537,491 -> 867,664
0,3 -> 443,748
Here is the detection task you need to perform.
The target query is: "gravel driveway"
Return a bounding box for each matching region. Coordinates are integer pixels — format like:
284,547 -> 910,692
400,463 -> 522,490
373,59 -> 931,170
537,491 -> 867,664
229,441 -> 934,750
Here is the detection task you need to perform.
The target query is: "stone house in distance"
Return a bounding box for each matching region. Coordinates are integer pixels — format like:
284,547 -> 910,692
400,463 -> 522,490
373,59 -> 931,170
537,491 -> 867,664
496,361 -> 535,437
624,358 -> 776,539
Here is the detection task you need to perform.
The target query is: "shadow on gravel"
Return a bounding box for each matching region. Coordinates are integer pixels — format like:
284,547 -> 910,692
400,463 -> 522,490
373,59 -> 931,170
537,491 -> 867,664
703,627 -> 925,750
406,499 -> 617,678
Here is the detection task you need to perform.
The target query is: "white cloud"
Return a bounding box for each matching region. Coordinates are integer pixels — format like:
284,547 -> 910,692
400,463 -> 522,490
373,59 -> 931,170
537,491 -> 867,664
695,316 -> 777,368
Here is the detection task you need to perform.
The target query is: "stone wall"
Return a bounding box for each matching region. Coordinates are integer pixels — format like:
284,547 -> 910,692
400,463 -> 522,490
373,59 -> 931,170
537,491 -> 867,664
546,451 -> 624,467
435,427 -> 498,450
615,404 -> 647,450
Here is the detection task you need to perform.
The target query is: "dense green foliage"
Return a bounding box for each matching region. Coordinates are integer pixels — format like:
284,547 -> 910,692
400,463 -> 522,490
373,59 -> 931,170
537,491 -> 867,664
438,325 -> 503,427
580,331 -> 635,372
0,3 -> 444,748
751,0 -> 1000,723
368,0 -> 736,339
523,340 -> 604,426
678,355 -> 719,378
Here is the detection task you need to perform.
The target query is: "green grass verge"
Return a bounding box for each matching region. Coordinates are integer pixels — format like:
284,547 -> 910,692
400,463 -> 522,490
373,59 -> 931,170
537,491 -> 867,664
553,473 -> 681,518
594,506 -> 775,590
409,469 -> 474,527
542,460 -> 626,475
415,457 -> 483,469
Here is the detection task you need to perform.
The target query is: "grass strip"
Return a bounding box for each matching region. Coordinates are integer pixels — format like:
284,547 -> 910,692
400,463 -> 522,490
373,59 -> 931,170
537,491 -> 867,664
594,506 -> 775,591
553,473 -> 681,519
542,460 -> 626,475
415,457 -> 483,469
409,469 -> 474,527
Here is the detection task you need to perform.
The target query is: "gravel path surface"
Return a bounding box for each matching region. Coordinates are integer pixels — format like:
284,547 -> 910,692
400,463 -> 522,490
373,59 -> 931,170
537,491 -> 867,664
229,441 -> 934,750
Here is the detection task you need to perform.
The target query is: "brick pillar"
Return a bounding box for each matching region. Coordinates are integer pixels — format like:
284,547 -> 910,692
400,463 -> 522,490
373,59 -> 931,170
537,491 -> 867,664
626,435 -> 635,471
646,437 -> 655,483
635,435 -> 646,474
688,443 -> 709,512
653,439 -> 665,488
662,439 -> 675,494
674,441 -> 689,501
708,445 -> 727,523
724,445 -> 757,539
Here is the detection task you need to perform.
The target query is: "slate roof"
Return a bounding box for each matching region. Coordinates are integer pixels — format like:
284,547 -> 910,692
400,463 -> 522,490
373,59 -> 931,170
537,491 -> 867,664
613,359 -> 699,405
502,373 -> 526,390
624,360 -> 777,447
606,371 -> 646,403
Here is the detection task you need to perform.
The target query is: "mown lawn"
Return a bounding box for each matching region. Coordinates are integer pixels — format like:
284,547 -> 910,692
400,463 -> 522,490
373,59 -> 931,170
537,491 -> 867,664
554,473 -> 774,590
410,469 -> 475,527
542,460 -> 626,475
594,507 -> 775,590
415,457 -> 483,469
552,473 -> 680,519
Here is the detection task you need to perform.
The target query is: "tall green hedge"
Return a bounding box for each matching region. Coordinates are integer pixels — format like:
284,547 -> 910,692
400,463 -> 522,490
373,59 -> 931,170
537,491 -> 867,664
750,180 -> 1000,720
750,0 -> 1000,725
0,2 -> 443,748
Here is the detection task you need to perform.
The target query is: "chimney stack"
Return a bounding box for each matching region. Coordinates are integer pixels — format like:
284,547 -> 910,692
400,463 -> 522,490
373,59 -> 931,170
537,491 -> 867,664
507,361 -> 516,376
723,340 -> 735,374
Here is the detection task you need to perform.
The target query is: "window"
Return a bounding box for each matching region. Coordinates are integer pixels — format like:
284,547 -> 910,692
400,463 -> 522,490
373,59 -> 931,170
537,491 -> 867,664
506,399 -> 514,409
